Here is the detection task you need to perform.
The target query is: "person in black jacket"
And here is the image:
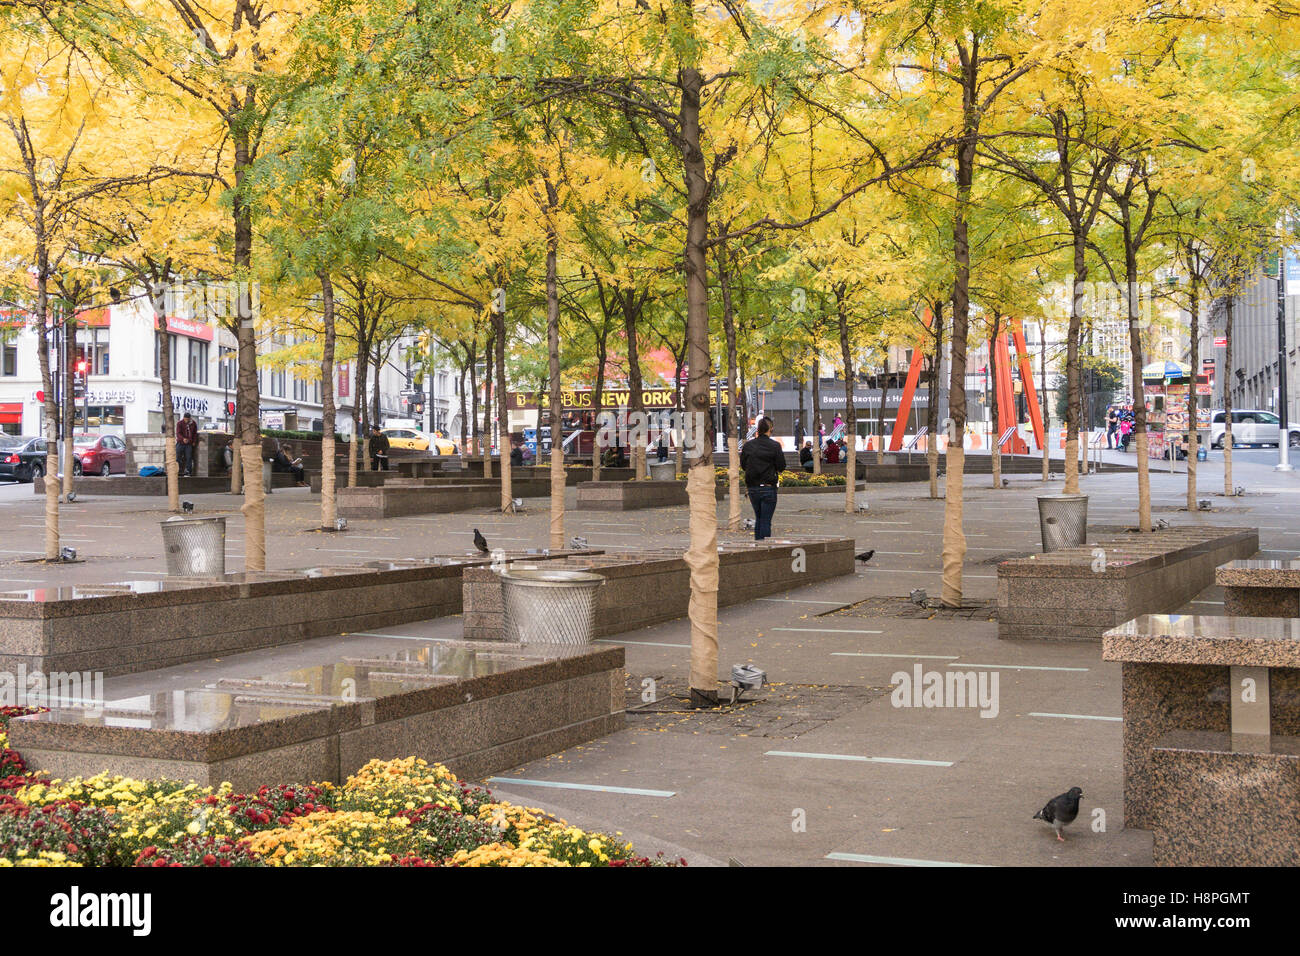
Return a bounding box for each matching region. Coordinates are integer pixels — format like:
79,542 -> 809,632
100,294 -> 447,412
799,441 -> 814,472
740,417 -> 784,540
368,425 -> 390,471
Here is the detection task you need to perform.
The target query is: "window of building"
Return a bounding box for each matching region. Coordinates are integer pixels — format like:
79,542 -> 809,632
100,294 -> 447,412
270,369 -> 285,397
293,375 -> 308,401
1,344 -> 16,376
188,340 -> 208,385
153,335 -> 180,377
218,352 -> 236,390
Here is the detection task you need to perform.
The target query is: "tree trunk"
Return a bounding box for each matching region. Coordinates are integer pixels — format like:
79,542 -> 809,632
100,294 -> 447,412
876,356 -> 887,464
1186,267 -> 1199,510
545,184 -> 565,548
942,52 -> 977,607
721,256 -> 742,530
352,333 -> 368,488
1063,245 -> 1085,495
927,302 -> 944,499
458,360 -> 468,457
1041,320 -> 1051,481
494,301 -> 512,512
991,317 -> 1002,489
1224,292 -> 1235,495
838,300 -> 857,514
681,54 -> 719,705
481,331 -> 493,476
62,313 -> 75,498
468,338 -> 479,458
234,130 -> 265,572
592,331 -> 607,481
319,271 -> 338,530
623,290 -> 647,480
34,274 -> 60,559
148,285 -> 180,513
1126,244 -> 1152,531
673,339 -> 685,475
811,356 -> 822,475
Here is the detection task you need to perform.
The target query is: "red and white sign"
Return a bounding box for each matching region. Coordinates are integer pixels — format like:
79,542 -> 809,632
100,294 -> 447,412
1214,336 -> 1227,347
165,316 -> 214,341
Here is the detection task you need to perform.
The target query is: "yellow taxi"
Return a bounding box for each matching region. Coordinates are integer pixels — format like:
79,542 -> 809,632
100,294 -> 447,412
430,433 -> 458,456
380,428 -> 430,451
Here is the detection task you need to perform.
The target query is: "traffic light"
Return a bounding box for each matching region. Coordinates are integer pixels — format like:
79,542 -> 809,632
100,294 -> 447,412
76,359 -> 88,375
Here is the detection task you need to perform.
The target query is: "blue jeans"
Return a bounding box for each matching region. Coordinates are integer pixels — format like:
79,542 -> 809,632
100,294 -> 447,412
747,486 -> 778,540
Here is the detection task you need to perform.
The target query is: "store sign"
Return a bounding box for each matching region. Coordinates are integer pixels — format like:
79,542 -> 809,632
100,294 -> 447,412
165,316 -> 214,341
86,388 -> 136,405
155,391 -> 211,416
1213,336 -> 1227,347
507,388 -> 706,411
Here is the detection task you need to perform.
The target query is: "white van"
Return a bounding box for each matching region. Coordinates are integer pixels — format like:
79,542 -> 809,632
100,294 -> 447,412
1209,409 -> 1300,448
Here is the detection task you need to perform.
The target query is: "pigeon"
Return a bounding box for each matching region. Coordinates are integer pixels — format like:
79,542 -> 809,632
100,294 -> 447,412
742,518 -> 755,530
1001,478 -> 1009,487
570,535 -> 588,550
1033,787 -> 1083,842
855,550 -> 875,563
473,528 -> 490,553
182,501 -> 195,513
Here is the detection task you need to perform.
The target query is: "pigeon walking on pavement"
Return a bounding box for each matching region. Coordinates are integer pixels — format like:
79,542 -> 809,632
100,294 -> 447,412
855,550 -> 875,563
473,528 -> 490,553
570,535 -> 588,550
1033,787 -> 1083,842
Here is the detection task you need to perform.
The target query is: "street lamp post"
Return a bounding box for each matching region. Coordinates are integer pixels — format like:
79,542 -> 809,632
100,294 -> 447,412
1277,252 -> 1293,472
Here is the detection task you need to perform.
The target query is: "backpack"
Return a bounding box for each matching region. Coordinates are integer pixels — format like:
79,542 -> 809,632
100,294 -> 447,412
139,465 -> 164,477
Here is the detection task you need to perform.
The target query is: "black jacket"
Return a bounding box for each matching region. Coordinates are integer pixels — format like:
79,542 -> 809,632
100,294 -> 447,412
368,432 -> 390,456
741,435 -> 785,487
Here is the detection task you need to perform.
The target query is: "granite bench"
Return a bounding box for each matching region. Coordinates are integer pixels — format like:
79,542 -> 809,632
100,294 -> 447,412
1216,560 -> 1300,617
0,551 -> 594,677
576,479 -> 687,511
1102,613 -> 1300,865
34,472 -> 300,496
7,639 -> 625,790
997,526 -> 1259,640
463,537 -> 856,640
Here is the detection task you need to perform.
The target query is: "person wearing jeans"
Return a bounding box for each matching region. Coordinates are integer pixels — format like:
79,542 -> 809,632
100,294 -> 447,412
740,416 -> 785,541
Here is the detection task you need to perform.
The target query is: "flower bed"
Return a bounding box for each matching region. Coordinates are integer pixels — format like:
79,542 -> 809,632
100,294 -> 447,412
0,743 -> 683,867
677,468 -> 847,488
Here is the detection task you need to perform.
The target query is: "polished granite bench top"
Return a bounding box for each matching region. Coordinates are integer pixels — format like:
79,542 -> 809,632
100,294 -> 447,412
0,552 -> 578,618
998,527 -> 1257,578
7,640 -> 623,760
1216,559 -> 1300,588
1103,614 -> 1300,667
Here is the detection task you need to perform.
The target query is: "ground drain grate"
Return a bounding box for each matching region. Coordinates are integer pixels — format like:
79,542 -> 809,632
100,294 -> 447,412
821,594 -> 996,621
624,676 -> 886,738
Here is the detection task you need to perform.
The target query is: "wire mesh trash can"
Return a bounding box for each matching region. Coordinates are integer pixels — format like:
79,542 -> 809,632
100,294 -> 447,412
263,460 -> 273,495
648,461 -> 676,481
500,568 -> 605,645
1037,494 -> 1088,553
160,516 -> 226,576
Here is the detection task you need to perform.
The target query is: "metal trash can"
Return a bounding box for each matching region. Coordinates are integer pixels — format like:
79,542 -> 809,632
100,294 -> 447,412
160,516 -> 226,576
1037,494 -> 1088,553
648,461 -> 676,481
500,568 -> 604,645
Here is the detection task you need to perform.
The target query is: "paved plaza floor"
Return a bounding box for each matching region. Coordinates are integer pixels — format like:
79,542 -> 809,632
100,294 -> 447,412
2,449 -> 1297,866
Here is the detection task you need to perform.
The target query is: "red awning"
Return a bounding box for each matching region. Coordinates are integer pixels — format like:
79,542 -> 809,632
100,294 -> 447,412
0,402 -> 22,424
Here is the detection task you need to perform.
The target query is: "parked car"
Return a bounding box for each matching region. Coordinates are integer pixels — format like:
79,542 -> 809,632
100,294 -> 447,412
72,433 -> 128,475
380,428 -> 430,451
0,435 -> 48,482
1209,409 -> 1300,449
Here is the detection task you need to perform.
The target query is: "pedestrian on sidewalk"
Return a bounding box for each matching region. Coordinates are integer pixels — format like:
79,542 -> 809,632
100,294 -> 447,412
740,416 -> 784,541
1106,405 -> 1118,449
369,425 -> 390,471
175,412 -> 198,477
794,417 -> 804,450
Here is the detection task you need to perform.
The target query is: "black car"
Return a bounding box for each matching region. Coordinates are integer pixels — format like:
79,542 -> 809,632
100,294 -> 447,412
0,435 -> 50,482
